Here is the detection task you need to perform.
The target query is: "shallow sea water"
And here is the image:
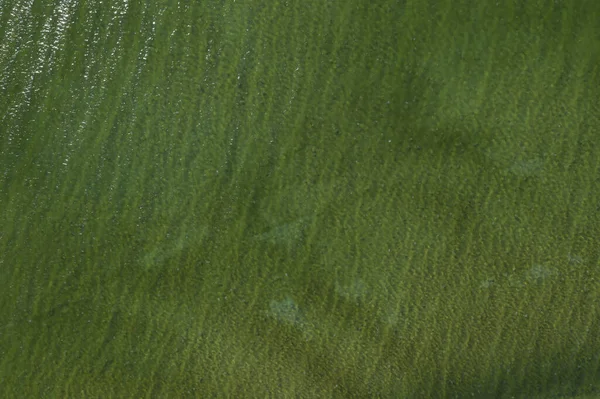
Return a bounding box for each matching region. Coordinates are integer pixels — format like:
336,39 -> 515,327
1,0 -> 600,397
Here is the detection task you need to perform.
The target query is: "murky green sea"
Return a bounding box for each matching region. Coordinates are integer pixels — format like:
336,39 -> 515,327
1,0 -> 600,397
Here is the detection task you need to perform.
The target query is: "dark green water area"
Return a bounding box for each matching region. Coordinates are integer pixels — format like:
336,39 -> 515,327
1,0 -> 600,397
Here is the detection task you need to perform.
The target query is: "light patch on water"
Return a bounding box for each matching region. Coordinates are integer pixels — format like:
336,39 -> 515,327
141,237 -> 186,270
268,297 -> 304,325
525,264 -> 558,284
381,304 -> 401,327
484,143 -> 545,178
334,278 -> 368,302
506,158 -> 544,177
567,253 -> 583,265
252,178 -> 341,254
478,278 -> 496,289
253,218 -> 308,246
140,225 -> 208,270
266,296 -> 316,341
483,263 -> 559,289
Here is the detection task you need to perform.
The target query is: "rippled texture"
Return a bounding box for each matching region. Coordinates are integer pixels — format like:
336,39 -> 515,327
1,0 -> 600,397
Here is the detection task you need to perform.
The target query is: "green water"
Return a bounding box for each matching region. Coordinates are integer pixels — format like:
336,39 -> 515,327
1,0 -> 600,397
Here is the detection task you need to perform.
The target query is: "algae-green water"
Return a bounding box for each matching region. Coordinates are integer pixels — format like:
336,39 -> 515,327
1,1 -> 600,397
